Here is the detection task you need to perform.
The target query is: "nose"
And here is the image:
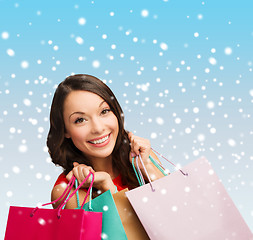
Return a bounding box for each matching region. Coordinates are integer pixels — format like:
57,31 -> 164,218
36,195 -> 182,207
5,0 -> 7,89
90,117 -> 104,134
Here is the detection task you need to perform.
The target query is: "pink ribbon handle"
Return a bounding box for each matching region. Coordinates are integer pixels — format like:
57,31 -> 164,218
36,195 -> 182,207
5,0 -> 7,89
57,171 -> 94,218
30,172 -> 94,219
30,175 -> 76,217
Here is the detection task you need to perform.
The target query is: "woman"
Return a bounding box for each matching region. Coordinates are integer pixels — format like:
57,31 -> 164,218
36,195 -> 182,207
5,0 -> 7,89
47,74 -> 164,208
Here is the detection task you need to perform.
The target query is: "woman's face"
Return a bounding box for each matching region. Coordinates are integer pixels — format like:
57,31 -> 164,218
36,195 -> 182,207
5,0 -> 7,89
63,90 -> 119,161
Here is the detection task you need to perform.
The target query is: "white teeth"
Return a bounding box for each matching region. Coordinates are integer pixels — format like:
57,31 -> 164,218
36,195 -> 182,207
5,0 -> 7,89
90,135 -> 109,144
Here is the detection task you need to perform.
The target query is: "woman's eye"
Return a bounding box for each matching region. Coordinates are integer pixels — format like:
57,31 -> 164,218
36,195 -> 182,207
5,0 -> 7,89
74,117 -> 85,124
101,109 -> 111,115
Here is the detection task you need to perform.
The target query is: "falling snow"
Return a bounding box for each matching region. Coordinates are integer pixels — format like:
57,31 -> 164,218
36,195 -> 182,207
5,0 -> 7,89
1,31 -> 9,39
78,17 -> 86,25
224,47 -> 233,55
21,61 -> 29,69
75,36 -> 84,45
141,9 -> 149,18
0,0 -> 253,237
6,49 -> 15,57
160,42 -> 168,51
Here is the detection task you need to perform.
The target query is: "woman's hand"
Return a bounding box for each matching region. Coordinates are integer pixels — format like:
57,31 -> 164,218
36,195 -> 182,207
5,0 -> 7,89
66,162 -> 115,192
128,132 -> 151,164
128,132 -> 164,181
66,162 -> 94,188
52,163 -> 115,210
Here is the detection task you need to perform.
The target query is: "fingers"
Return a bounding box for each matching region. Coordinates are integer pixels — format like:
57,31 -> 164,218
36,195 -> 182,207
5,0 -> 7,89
128,132 -> 151,161
66,162 -> 80,181
128,132 -> 136,157
128,132 -> 134,141
69,162 -> 95,186
73,162 -> 95,173
66,171 -> 73,182
73,162 -> 79,167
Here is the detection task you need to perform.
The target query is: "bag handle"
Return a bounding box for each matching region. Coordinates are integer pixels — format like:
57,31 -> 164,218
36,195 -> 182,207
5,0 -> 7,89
151,147 -> 188,176
132,157 -> 143,186
57,172 -> 94,218
74,179 -> 94,210
75,179 -> 81,209
62,175 -> 94,210
30,172 -> 94,219
30,175 -> 76,217
149,155 -> 168,176
133,155 -> 155,191
75,180 -> 118,210
56,173 -> 94,211
132,148 -> 188,191
136,155 -> 145,185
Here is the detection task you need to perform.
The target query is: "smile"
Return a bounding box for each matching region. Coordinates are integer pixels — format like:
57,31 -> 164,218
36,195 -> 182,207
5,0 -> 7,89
89,134 -> 110,145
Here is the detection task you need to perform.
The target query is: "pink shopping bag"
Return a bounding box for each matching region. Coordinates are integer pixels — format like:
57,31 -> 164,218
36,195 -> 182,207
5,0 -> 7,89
126,156 -> 253,240
5,172 -> 102,240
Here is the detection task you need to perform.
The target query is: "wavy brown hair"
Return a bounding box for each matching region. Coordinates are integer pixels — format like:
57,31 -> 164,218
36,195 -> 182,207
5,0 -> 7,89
47,74 -> 139,189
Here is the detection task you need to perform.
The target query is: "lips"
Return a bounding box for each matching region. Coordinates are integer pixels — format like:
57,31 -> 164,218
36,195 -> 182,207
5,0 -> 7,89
88,134 -> 110,145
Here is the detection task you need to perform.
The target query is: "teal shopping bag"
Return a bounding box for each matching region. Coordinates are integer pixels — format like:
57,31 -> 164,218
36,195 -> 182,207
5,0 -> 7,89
76,189 -> 127,240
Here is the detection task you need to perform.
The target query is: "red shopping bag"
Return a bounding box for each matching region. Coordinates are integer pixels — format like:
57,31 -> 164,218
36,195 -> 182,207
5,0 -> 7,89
4,172 -> 102,240
126,156 -> 253,240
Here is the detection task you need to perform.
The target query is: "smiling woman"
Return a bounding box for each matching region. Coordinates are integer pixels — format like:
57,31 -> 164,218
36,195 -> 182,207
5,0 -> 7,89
47,74 -> 164,209
63,90 -> 119,162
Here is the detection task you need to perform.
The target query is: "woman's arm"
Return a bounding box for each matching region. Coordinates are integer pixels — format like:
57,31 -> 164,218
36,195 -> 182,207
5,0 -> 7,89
51,163 -> 116,209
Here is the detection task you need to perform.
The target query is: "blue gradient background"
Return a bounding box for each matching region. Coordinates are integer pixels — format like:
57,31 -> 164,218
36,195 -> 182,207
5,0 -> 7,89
1,0 -> 253,237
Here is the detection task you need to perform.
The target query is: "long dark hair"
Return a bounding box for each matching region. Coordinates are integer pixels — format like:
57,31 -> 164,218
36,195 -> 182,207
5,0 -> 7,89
47,74 -> 139,188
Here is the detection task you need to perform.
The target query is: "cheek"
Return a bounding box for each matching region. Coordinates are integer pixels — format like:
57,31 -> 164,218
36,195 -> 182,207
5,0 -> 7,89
110,116 -> 119,131
105,116 -> 119,135
69,129 -> 86,141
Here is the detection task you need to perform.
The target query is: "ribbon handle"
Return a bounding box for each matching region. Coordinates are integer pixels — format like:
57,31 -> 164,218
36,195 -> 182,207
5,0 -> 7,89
151,148 -> 188,176
132,155 -> 155,192
30,172 -> 94,219
132,148 -> 188,192
57,172 -> 94,218
30,175 -> 76,217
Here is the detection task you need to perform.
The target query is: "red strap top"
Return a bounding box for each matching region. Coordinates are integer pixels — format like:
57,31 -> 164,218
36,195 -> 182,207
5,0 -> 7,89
54,172 -> 129,191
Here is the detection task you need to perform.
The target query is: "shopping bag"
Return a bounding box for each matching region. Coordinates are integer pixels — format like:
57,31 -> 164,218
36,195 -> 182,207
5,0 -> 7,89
113,188 -> 150,240
5,172 -> 102,240
126,156 -> 253,240
76,189 -> 128,240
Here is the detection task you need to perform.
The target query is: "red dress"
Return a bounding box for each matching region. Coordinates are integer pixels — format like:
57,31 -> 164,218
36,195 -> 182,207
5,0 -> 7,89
54,172 -> 129,191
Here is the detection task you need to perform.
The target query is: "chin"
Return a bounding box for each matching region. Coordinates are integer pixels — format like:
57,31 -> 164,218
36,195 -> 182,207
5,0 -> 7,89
87,148 -> 114,159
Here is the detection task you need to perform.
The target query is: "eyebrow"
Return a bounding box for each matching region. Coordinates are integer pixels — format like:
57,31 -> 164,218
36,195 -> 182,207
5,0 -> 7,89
68,100 -> 107,119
